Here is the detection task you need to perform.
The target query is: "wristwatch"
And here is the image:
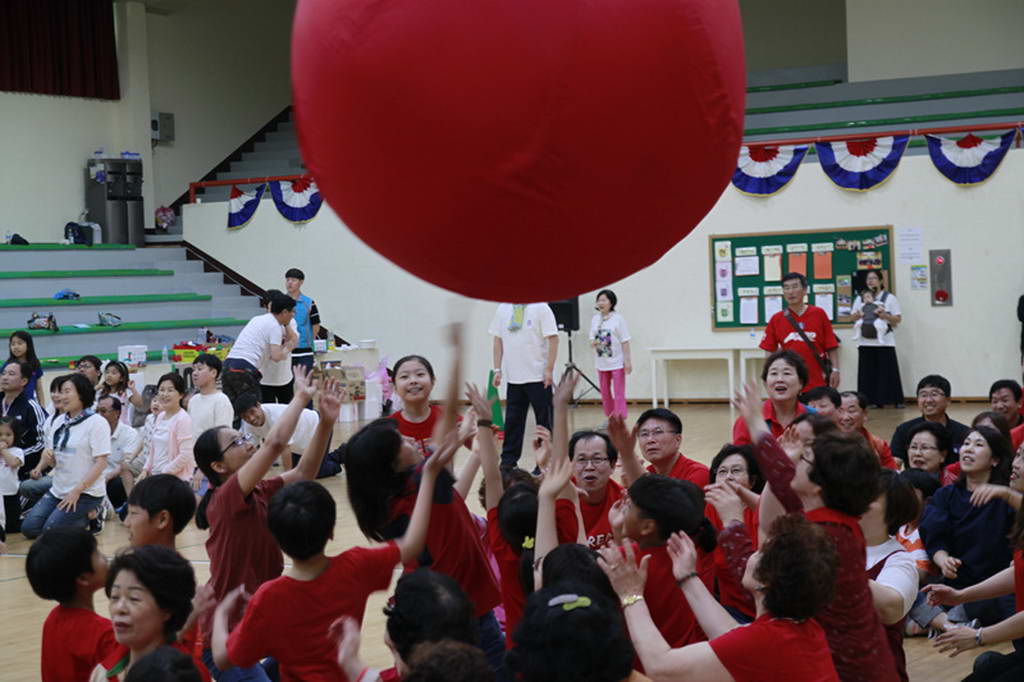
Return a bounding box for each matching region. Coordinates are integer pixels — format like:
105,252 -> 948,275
621,594 -> 644,608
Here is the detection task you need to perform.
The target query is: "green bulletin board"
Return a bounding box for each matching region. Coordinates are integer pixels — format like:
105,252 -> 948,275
709,225 -> 894,330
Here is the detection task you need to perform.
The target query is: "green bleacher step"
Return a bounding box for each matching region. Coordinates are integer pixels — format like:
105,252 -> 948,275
0,243 -> 136,251
0,293 -> 212,308
0,268 -> 173,279
2,317 -> 249,337
745,106 -> 1024,137
747,85 -> 1024,116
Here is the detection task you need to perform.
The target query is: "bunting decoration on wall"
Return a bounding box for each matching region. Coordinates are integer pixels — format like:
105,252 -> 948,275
269,176 -> 323,223
731,144 -> 808,196
815,135 -> 910,191
925,129 -> 1018,186
227,183 -> 266,230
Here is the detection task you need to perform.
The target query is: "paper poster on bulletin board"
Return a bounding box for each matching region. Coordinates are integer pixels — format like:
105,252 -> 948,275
708,225 -> 894,330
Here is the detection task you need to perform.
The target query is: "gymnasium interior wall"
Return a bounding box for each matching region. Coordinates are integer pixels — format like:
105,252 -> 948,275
846,0 -> 1024,82
183,149 -> 1024,402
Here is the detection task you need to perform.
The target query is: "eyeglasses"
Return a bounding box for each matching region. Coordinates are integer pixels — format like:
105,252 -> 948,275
908,444 -> 939,452
917,390 -> 946,400
219,432 -> 254,456
638,428 -> 677,440
574,456 -> 610,468
715,466 -> 748,477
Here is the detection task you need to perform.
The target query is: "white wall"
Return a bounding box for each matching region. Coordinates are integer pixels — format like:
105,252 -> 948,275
847,0 -> 1024,81
146,0 -> 296,207
184,149 -> 1024,402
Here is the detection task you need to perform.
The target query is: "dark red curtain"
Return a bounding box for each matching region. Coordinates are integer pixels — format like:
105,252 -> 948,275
0,0 -> 120,100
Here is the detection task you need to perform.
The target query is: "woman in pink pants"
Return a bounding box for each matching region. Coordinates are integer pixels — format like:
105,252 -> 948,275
589,289 -> 632,419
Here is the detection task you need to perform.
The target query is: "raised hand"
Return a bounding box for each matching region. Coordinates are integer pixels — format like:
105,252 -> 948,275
317,377 -> 345,423
733,382 -> 767,440
553,370 -> 579,406
465,383 -> 496,420
607,415 -> 637,459
666,531 -> 699,581
292,364 -> 318,401
704,481 -> 744,525
533,425 -> 552,472
539,431 -> 572,500
778,424 -> 804,461
426,428 -> 461,474
597,541 -> 649,598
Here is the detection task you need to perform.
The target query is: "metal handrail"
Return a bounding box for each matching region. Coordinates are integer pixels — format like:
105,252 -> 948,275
187,120 -> 1023,201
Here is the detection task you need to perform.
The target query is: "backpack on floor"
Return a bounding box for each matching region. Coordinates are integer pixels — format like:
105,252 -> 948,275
64,222 -> 93,246
27,313 -> 59,333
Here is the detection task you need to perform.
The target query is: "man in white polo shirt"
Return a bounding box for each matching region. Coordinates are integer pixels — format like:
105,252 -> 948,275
234,393 -> 341,478
489,303 -> 559,470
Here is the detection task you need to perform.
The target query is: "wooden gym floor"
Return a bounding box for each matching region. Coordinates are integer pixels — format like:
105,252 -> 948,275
0,402 -> 1012,680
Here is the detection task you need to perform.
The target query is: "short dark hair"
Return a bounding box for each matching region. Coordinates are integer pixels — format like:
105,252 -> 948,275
233,392 -> 262,418
98,394 -> 123,413
106,546 -> 196,639
595,289 -> 618,310
77,355 -> 102,371
917,375 -> 951,397
989,379 -> 1023,403
269,292 -> 296,314
809,431 -> 882,516
507,581 -> 633,682
907,420 -> 951,455
762,350 -> 808,389
791,412 -> 839,437
158,373 -> 186,407
755,515 -> 837,620
124,646 -> 203,682
782,272 -> 808,289
840,391 -> 869,410
192,353 -> 223,379
268,481 -> 336,560
877,469 -> 921,535
393,355 -> 436,382
405,641 -> 495,682
635,408 -> 682,434
628,475 -> 715,550
708,444 -> 764,493
285,268 -> 305,281
127,474 -> 197,534
541,543 -> 618,607
803,386 -> 841,408
899,468 -> 942,501
26,526 -> 98,604
568,430 -> 618,466
387,570 -> 478,664
49,374 -> 68,393
6,360 -> 32,383
972,411 -> 1012,442
262,289 -> 284,308
63,372 -> 97,408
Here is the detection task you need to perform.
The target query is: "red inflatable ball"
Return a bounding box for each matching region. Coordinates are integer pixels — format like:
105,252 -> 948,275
292,0 -> 746,302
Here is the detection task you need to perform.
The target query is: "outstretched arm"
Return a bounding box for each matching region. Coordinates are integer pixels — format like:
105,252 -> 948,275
607,415 -> 645,486
466,384 -> 503,512
534,374 -> 579,584
282,377 -> 344,485
396,429 -> 460,563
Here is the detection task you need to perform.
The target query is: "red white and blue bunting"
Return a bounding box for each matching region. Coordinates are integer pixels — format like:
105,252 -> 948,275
925,129 -> 1018,186
227,183 -> 266,230
731,144 -> 808,196
269,176 -> 323,224
815,136 -> 910,191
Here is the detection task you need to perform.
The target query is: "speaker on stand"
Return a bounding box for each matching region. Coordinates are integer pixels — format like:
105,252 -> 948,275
548,298 -> 600,403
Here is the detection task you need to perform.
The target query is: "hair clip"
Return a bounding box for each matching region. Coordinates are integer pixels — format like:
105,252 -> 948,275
547,594 -> 592,612
522,536 -> 535,550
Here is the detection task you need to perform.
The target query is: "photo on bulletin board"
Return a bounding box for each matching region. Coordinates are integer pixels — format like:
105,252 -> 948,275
707,225 -> 894,331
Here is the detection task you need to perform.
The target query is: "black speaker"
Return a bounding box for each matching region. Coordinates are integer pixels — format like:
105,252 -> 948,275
548,298 -> 579,332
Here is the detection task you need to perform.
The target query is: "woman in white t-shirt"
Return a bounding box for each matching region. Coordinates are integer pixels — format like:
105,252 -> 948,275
21,374 -> 110,539
143,373 -> 195,482
859,469 -> 921,679
851,270 -> 904,408
589,289 -> 632,419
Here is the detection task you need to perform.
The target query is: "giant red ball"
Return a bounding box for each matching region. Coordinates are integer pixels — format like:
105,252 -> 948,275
292,0 -> 745,301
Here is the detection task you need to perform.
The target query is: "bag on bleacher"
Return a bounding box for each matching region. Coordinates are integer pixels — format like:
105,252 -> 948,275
27,313 -> 59,332
63,222 -> 93,246
97,312 -> 122,327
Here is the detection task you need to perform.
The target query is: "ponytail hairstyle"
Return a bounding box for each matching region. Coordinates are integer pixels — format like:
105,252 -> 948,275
193,426 -> 230,530
101,360 -> 130,395
496,482 -> 540,596
627,474 -> 716,552
344,418 -> 412,541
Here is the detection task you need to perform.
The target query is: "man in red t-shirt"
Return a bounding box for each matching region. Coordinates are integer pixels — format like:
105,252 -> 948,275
568,429 -> 625,550
837,391 -> 899,470
760,272 -> 839,390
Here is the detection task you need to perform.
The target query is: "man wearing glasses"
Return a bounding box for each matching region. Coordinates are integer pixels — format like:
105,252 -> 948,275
609,408 -> 709,488
890,374 -> 971,467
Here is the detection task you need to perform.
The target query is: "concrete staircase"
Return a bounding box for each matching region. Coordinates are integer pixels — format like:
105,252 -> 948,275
0,244 -> 262,365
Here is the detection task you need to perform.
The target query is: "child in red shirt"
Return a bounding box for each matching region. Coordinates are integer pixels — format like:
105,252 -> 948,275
26,526 -> 117,682
212,430 -> 456,682
123,473 -> 196,549
193,367 -> 340,678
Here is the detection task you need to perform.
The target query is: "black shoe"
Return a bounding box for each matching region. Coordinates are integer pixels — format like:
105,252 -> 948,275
88,516 -> 103,535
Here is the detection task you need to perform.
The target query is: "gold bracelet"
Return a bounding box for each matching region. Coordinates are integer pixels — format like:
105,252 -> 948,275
621,594 -> 644,608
